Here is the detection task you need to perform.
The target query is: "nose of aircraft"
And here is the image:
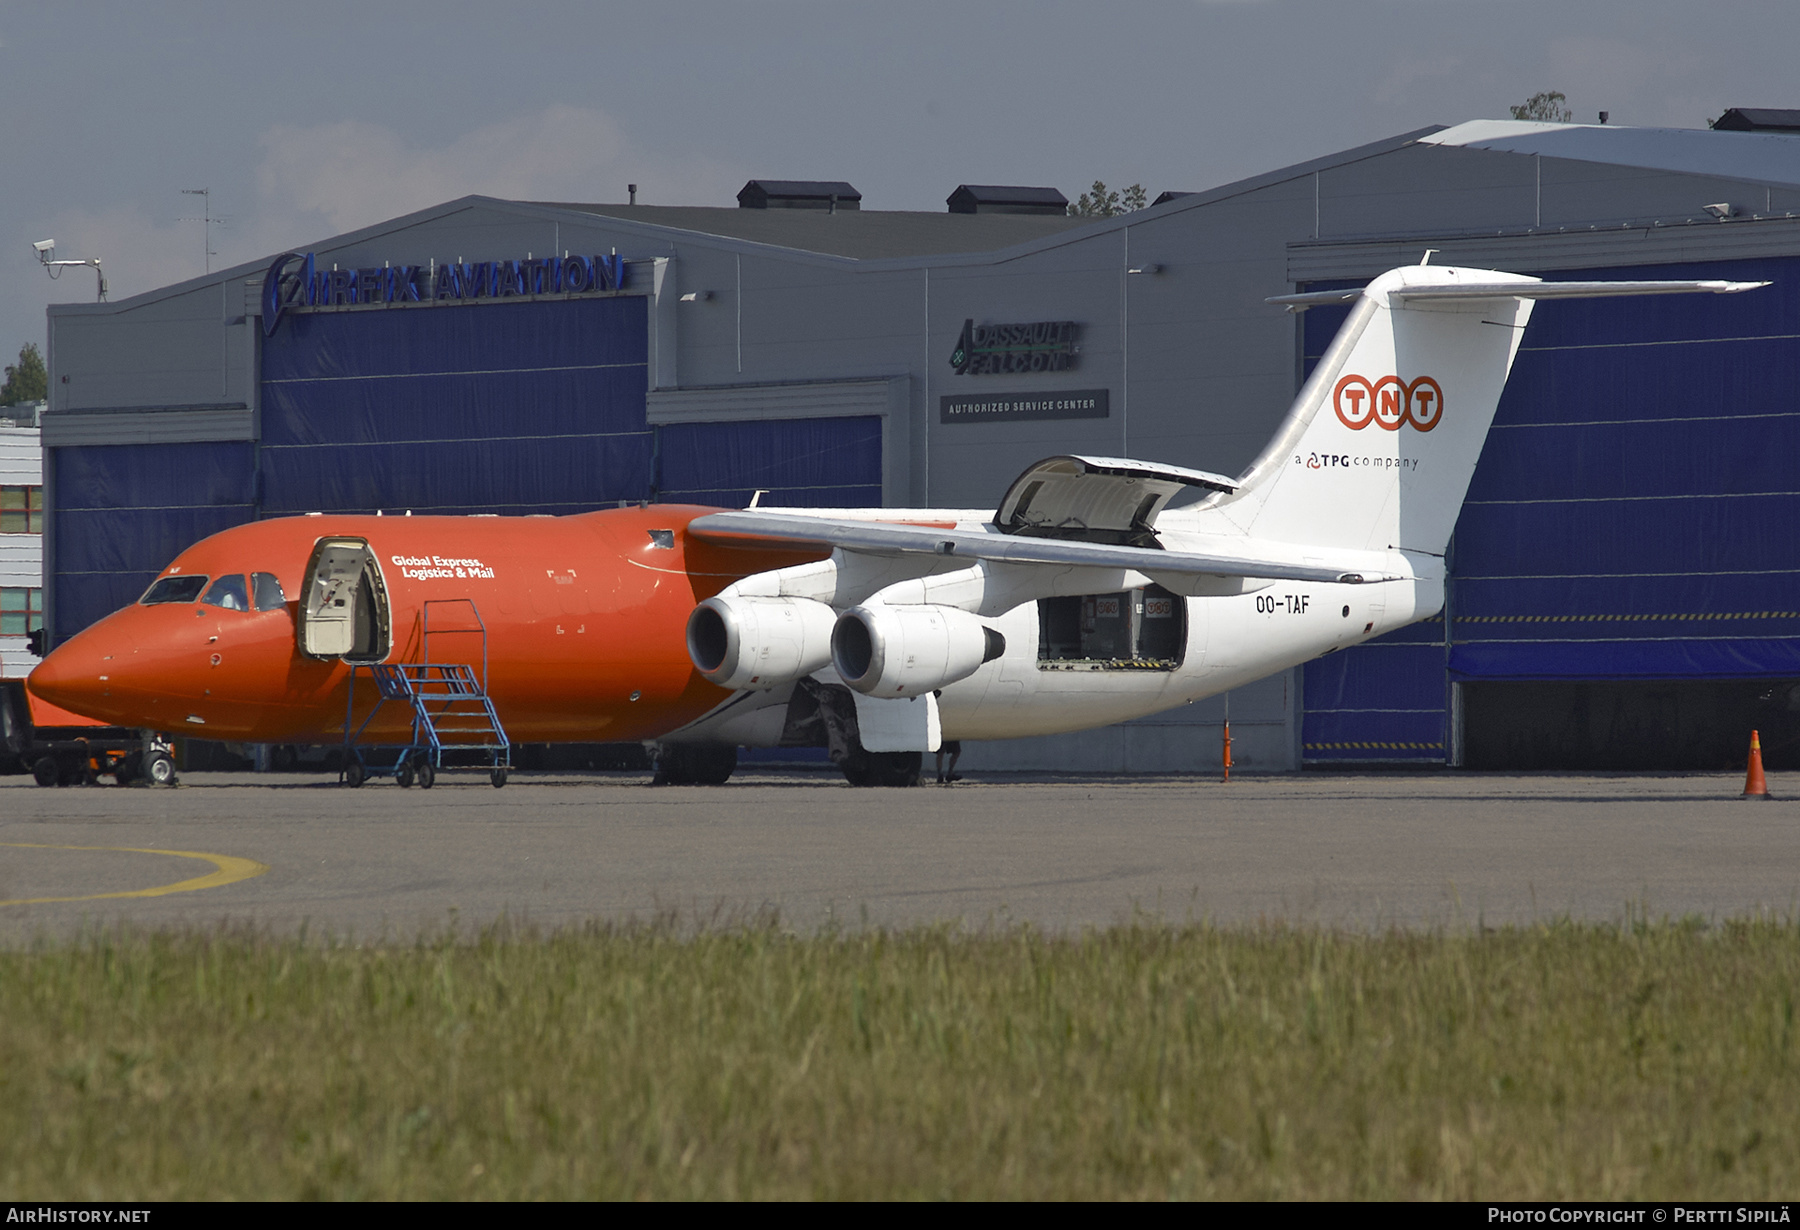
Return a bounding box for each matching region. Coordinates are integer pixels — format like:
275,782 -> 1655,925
26,605 -> 184,727
29,592 -> 311,739
27,621 -> 117,722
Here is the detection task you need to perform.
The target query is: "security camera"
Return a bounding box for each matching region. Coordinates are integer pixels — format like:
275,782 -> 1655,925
31,239 -> 54,262
1703,203 -> 1736,221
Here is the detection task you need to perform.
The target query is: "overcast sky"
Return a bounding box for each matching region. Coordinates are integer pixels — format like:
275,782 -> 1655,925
4,0 -> 1798,363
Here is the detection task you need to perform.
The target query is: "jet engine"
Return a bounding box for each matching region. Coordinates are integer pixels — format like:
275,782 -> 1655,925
686,595 -> 837,690
830,604 -> 1006,698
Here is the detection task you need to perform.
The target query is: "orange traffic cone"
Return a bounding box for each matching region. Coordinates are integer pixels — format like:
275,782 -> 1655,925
1742,730 -> 1771,800
1222,720 -> 1233,783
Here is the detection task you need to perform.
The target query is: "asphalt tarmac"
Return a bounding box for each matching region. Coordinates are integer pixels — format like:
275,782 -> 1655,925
3,767 -> 1799,941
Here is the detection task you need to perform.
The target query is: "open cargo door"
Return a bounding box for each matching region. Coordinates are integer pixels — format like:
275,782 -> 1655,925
995,455 -> 1237,545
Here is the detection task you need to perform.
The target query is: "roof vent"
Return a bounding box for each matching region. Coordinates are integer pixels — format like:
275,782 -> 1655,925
0,399 -> 43,429
1711,108 -> 1800,134
946,185 -> 1069,216
737,180 -> 861,210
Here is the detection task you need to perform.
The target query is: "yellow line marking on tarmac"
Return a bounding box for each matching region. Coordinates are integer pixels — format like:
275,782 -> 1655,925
0,844 -> 269,906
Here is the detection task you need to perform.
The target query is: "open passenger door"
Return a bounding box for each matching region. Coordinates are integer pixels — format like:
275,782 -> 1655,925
298,538 -> 392,661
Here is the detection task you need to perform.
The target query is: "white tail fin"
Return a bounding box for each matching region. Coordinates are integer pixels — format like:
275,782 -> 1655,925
1198,265 -> 1767,557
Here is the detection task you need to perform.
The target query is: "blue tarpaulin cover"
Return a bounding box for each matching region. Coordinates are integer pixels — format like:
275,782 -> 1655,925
658,417 -> 883,509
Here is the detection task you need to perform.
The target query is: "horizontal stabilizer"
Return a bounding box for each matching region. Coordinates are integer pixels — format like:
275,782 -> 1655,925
1390,279 -> 1769,301
1269,278 -> 1768,311
689,510 -> 1395,585
1265,288 -> 1361,309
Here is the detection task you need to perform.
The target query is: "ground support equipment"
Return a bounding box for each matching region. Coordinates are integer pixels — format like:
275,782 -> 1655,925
0,680 -> 176,786
340,662 -> 511,789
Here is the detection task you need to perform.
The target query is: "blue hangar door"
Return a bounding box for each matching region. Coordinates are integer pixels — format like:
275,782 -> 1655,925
1302,255 -> 1800,770
51,441 -> 259,640
51,295 -> 883,643
260,297 -> 653,516
259,297 -> 883,516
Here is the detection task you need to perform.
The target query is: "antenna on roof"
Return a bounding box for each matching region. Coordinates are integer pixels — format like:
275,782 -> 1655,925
179,188 -> 225,274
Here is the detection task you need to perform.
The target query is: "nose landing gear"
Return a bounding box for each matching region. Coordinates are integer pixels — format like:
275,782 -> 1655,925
144,751 -> 177,786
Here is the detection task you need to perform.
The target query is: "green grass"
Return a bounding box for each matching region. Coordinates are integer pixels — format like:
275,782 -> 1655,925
2,918 -> 1798,1199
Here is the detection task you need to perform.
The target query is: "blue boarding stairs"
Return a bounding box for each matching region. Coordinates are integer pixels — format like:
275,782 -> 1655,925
339,599 -> 512,789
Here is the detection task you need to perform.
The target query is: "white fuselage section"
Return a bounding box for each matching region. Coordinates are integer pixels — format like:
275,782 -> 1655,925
931,527 -> 1436,741
676,512 -> 1439,747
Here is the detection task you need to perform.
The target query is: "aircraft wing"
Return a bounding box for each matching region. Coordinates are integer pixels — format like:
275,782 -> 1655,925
687,510 -> 1397,585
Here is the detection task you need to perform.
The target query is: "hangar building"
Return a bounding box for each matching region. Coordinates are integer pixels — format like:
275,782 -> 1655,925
1,404 -> 43,679
40,116 -> 1800,771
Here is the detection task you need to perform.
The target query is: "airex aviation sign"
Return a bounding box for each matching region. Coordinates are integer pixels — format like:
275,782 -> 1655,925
261,250 -> 628,337
1333,373 -> 1443,431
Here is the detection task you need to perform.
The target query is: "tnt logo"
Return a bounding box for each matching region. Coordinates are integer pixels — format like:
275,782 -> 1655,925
1333,374 -> 1444,432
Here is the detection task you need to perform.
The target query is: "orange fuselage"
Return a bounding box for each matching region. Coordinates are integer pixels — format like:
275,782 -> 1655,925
28,507 -> 823,745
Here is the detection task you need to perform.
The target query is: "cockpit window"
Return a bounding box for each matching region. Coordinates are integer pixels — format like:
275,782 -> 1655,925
252,572 -> 287,612
201,574 -> 250,612
141,575 -> 209,605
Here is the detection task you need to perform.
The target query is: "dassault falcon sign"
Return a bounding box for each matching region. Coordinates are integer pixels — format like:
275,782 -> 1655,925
949,318 -> 1079,374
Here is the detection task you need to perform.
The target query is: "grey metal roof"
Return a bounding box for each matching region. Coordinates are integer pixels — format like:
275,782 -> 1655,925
1419,119 -> 1800,186
86,112 -> 1800,316
56,128 -> 1448,315
532,202 -> 1094,259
